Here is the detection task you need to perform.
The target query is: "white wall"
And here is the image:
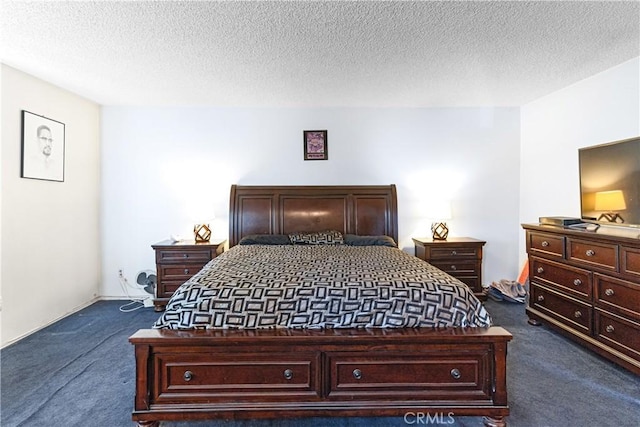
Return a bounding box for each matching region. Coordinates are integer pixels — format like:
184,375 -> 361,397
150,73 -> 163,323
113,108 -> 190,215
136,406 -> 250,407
519,57 -> 640,264
1,65 -> 101,346
101,107 -> 521,298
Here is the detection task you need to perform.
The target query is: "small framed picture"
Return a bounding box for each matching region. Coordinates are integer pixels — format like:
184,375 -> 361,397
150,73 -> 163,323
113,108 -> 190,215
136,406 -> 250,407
21,110 -> 65,182
303,130 -> 328,161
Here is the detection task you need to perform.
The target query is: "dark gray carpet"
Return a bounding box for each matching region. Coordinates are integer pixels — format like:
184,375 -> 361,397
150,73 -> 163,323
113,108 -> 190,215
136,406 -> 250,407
1,299 -> 639,427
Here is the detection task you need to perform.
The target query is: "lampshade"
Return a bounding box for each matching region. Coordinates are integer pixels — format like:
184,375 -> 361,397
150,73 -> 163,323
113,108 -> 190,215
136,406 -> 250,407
426,200 -> 452,221
594,190 -> 626,212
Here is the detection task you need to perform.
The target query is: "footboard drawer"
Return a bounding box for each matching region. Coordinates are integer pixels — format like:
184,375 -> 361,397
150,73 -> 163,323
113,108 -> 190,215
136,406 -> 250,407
326,347 -> 493,401
153,352 -> 322,403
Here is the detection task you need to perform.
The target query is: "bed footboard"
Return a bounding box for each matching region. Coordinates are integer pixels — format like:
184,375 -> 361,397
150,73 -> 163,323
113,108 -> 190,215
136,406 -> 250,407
130,327 -> 511,426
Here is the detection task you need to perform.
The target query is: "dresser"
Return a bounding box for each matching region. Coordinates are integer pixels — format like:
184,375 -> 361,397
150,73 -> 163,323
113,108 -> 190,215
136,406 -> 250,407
523,223 -> 640,374
413,237 -> 486,300
152,239 -> 225,311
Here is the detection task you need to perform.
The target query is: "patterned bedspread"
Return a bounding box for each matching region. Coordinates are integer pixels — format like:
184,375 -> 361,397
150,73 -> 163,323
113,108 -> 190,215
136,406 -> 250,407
154,245 -> 492,329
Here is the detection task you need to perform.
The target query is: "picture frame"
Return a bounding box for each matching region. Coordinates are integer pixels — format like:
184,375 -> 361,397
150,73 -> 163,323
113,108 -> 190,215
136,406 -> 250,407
21,110 -> 65,182
303,130 -> 328,161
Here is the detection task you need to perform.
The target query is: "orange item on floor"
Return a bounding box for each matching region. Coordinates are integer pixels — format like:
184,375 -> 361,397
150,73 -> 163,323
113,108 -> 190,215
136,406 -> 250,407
517,259 -> 529,285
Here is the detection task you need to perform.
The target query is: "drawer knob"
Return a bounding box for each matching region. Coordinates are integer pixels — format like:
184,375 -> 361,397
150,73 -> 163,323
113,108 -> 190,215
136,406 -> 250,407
537,267 -> 544,274
353,369 -> 362,380
183,254 -> 189,258
283,369 -> 293,380
605,288 -> 615,297
573,278 -> 582,286
605,325 -> 615,333
183,370 -> 193,382
537,295 -> 545,302
450,368 -> 461,379
184,269 -> 189,274
541,241 -> 549,247
586,249 -> 595,257
451,250 -> 457,256
574,310 -> 582,318
450,265 -> 457,271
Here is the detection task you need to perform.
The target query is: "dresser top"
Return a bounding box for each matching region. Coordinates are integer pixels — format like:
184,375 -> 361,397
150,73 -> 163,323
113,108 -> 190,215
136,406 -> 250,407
522,223 -> 640,246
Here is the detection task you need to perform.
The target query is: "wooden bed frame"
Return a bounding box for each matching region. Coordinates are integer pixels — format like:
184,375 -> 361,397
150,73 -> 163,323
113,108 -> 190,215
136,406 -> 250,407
130,185 -> 512,426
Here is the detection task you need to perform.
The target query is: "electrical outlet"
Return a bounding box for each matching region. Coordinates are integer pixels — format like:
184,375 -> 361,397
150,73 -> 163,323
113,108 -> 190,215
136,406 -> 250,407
118,269 -> 124,278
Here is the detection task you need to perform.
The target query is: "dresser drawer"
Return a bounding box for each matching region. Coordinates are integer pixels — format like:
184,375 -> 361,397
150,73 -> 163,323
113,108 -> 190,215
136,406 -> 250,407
530,284 -> 592,334
156,249 -> 212,264
621,246 -> 640,279
430,261 -> 478,276
567,238 -> 617,272
595,311 -> 640,360
594,274 -> 640,320
154,352 -> 321,404
530,257 -> 592,301
327,349 -> 492,401
528,232 -> 564,258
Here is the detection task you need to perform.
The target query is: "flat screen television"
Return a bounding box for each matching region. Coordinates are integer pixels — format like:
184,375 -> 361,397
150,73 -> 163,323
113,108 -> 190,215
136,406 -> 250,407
579,136 -> 640,228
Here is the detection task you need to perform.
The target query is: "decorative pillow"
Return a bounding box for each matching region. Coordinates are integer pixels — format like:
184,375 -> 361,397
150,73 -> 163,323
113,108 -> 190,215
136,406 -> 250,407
288,230 -> 345,245
344,234 -> 397,247
238,234 -> 292,245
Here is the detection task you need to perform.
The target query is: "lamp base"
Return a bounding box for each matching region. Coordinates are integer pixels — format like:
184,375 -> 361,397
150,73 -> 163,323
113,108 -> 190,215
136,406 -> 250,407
194,224 -> 212,242
431,222 -> 449,240
597,212 -> 625,224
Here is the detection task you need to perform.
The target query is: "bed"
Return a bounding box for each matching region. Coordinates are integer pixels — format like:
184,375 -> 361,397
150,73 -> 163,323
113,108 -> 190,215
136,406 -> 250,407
130,184 -> 511,426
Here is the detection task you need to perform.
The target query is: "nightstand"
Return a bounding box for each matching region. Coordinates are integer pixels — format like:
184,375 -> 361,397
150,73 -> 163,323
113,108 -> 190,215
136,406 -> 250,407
412,237 -> 486,300
151,239 -> 225,311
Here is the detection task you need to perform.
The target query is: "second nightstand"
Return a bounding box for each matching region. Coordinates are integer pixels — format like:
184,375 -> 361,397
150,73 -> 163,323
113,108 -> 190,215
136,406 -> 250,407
151,239 -> 225,311
412,237 -> 486,300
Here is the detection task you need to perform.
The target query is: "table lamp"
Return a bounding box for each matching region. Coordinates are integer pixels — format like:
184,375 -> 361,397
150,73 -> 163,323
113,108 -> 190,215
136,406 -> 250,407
427,200 -> 452,240
595,190 -> 626,223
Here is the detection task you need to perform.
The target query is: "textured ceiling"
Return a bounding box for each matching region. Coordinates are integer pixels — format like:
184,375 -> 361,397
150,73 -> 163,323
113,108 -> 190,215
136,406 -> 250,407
1,1 -> 638,107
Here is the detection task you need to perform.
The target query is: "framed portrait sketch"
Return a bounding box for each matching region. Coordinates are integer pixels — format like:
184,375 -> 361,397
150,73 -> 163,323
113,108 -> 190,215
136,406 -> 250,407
303,130 -> 328,160
21,110 -> 65,182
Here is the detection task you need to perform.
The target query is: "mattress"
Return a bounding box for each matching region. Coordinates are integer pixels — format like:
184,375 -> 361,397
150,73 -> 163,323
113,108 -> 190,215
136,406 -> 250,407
154,245 -> 492,329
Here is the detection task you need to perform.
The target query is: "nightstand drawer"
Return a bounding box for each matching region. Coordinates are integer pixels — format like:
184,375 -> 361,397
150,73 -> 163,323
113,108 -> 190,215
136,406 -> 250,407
567,238 -> 617,271
531,257 -> 592,301
530,284 -> 592,334
161,280 -> 185,296
429,247 -> 480,259
430,261 -> 478,276
156,249 -> 212,264
159,264 -> 206,280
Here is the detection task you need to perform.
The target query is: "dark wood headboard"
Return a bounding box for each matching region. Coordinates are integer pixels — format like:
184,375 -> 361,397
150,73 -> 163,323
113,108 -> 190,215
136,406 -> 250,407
228,185 -> 398,247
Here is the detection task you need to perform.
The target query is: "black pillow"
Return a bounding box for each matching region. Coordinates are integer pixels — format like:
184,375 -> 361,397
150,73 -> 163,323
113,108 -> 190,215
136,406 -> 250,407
343,234 -> 397,247
238,234 -> 292,245
288,230 -> 345,245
